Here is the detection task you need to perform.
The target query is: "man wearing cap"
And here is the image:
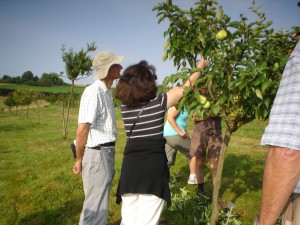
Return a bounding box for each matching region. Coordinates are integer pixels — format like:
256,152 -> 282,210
73,51 -> 124,225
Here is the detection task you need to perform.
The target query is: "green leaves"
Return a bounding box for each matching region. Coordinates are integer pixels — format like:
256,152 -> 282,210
255,89 -> 263,100
61,42 -> 96,81
154,0 -> 299,131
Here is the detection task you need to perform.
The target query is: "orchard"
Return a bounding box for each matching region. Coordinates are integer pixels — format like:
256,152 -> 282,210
153,0 -> 299,224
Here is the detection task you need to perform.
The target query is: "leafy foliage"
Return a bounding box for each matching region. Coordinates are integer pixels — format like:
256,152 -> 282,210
61,42 -> 96,82
38,72 -> 64,86
167,176 -> 242,225
1,72 -> 64,87
154,1 -> 300,223
4,89 -> 42,116
60,42 -> 97,138
21,71 -> 36,83
154,0 -> 300,132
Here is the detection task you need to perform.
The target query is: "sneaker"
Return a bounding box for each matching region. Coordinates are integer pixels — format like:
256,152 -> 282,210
187,176 -> 197,185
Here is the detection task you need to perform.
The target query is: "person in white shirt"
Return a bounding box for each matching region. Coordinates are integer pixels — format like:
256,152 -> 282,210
73,51 -> 124,225
256,41 -> 300,225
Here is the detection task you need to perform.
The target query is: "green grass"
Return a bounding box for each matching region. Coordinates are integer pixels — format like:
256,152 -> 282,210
0,102 -> 269,225
0,83 -> 85,94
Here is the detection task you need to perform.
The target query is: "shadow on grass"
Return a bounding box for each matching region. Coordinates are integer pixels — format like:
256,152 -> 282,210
174,153 -> 264,202
222,154 -> 264,202
17,198 -> 122,225
17,199 -> 82,225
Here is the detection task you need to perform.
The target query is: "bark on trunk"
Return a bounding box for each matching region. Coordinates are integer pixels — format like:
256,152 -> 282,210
210,128 -> 232,225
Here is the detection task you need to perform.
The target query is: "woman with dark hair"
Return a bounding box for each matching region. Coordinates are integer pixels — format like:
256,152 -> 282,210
115,58 -> 206,225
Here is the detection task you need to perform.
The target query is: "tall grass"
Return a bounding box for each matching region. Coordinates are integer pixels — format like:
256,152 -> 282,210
0,103 -> 268,225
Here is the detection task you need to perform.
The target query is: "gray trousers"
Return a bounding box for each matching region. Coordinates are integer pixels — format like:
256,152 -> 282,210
165,135 -> 191,165
79,146 -> 115,225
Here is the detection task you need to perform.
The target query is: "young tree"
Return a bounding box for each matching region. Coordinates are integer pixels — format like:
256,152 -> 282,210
153,0 -> 299,223
11,89 -> 36,117
61,42 -> 96,139
31,90 -> 42,122
5,90 -> 42,116
4,94 -> 17,113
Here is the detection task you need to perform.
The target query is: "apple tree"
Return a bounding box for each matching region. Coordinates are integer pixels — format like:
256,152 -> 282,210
153,0 -> 299,223
61,42 -> 96,139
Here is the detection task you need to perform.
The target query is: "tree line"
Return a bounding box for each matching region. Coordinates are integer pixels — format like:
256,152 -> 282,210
0,71 -> 65,87
3,89 -> 81,114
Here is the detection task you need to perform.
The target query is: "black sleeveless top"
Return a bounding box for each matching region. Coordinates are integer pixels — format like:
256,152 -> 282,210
116,93 -> 171,207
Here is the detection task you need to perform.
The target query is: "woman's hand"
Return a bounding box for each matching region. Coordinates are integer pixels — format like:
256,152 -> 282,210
179,130 -> 188,139
166,55 -> 207,108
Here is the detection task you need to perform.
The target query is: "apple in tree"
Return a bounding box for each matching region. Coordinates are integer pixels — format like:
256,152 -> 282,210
203,101 -> 210,109
216,29 -> 227,40
199,95 -> 207,104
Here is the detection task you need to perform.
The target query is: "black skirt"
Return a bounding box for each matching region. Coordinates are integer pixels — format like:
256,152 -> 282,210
116,138 -> 171,207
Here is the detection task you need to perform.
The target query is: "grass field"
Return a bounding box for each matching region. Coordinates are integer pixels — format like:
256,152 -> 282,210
0,83 -> 86,94
0,99 -> 269,225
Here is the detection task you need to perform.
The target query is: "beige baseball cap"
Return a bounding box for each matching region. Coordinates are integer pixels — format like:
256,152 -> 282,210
93,51 -> 124,80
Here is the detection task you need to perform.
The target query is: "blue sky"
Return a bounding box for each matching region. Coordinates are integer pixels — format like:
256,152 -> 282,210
0,0 -> 299,85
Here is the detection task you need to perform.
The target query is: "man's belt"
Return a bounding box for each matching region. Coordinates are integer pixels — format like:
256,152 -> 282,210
91,142 -> 115,150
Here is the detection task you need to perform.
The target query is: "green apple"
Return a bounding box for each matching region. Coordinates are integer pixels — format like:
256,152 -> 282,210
274,62 -> 279,70
203,101 -> 210,109
216,29 -> 227,40
199,95 -> 207,105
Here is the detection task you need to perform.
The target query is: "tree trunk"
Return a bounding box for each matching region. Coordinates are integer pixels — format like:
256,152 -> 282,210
26,104 -> 29,118
63,80 -> 75,139
37,100 -> 40,123
61,101 -> 66,138
210,128 -> 232,225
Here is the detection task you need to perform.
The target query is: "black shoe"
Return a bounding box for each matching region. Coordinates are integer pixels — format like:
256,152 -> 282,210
197,182 -> 204,196
197,189 -> 204,196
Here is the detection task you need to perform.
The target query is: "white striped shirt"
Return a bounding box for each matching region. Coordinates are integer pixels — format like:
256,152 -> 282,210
78,80 -> 117,147
121,93 -> 167,139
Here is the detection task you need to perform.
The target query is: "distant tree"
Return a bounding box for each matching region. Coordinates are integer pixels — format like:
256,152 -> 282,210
51,72 -> 64,86
1,75 -> 10,80
1,75 -> 11,83
38,74 -> 52,86
0,75 -> 21,84
12,76 -> 22,84
11,89 -> 36,117
21,71 -> 34,83
12,90 -> 25,114
33,75 -> 39,81
4,94 -> 17,112
61,42 -> 97,138
38,72 -> 64,86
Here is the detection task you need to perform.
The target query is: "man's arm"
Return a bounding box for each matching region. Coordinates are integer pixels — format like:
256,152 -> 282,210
73,123 -> 91,174
258,146 -> 300,225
